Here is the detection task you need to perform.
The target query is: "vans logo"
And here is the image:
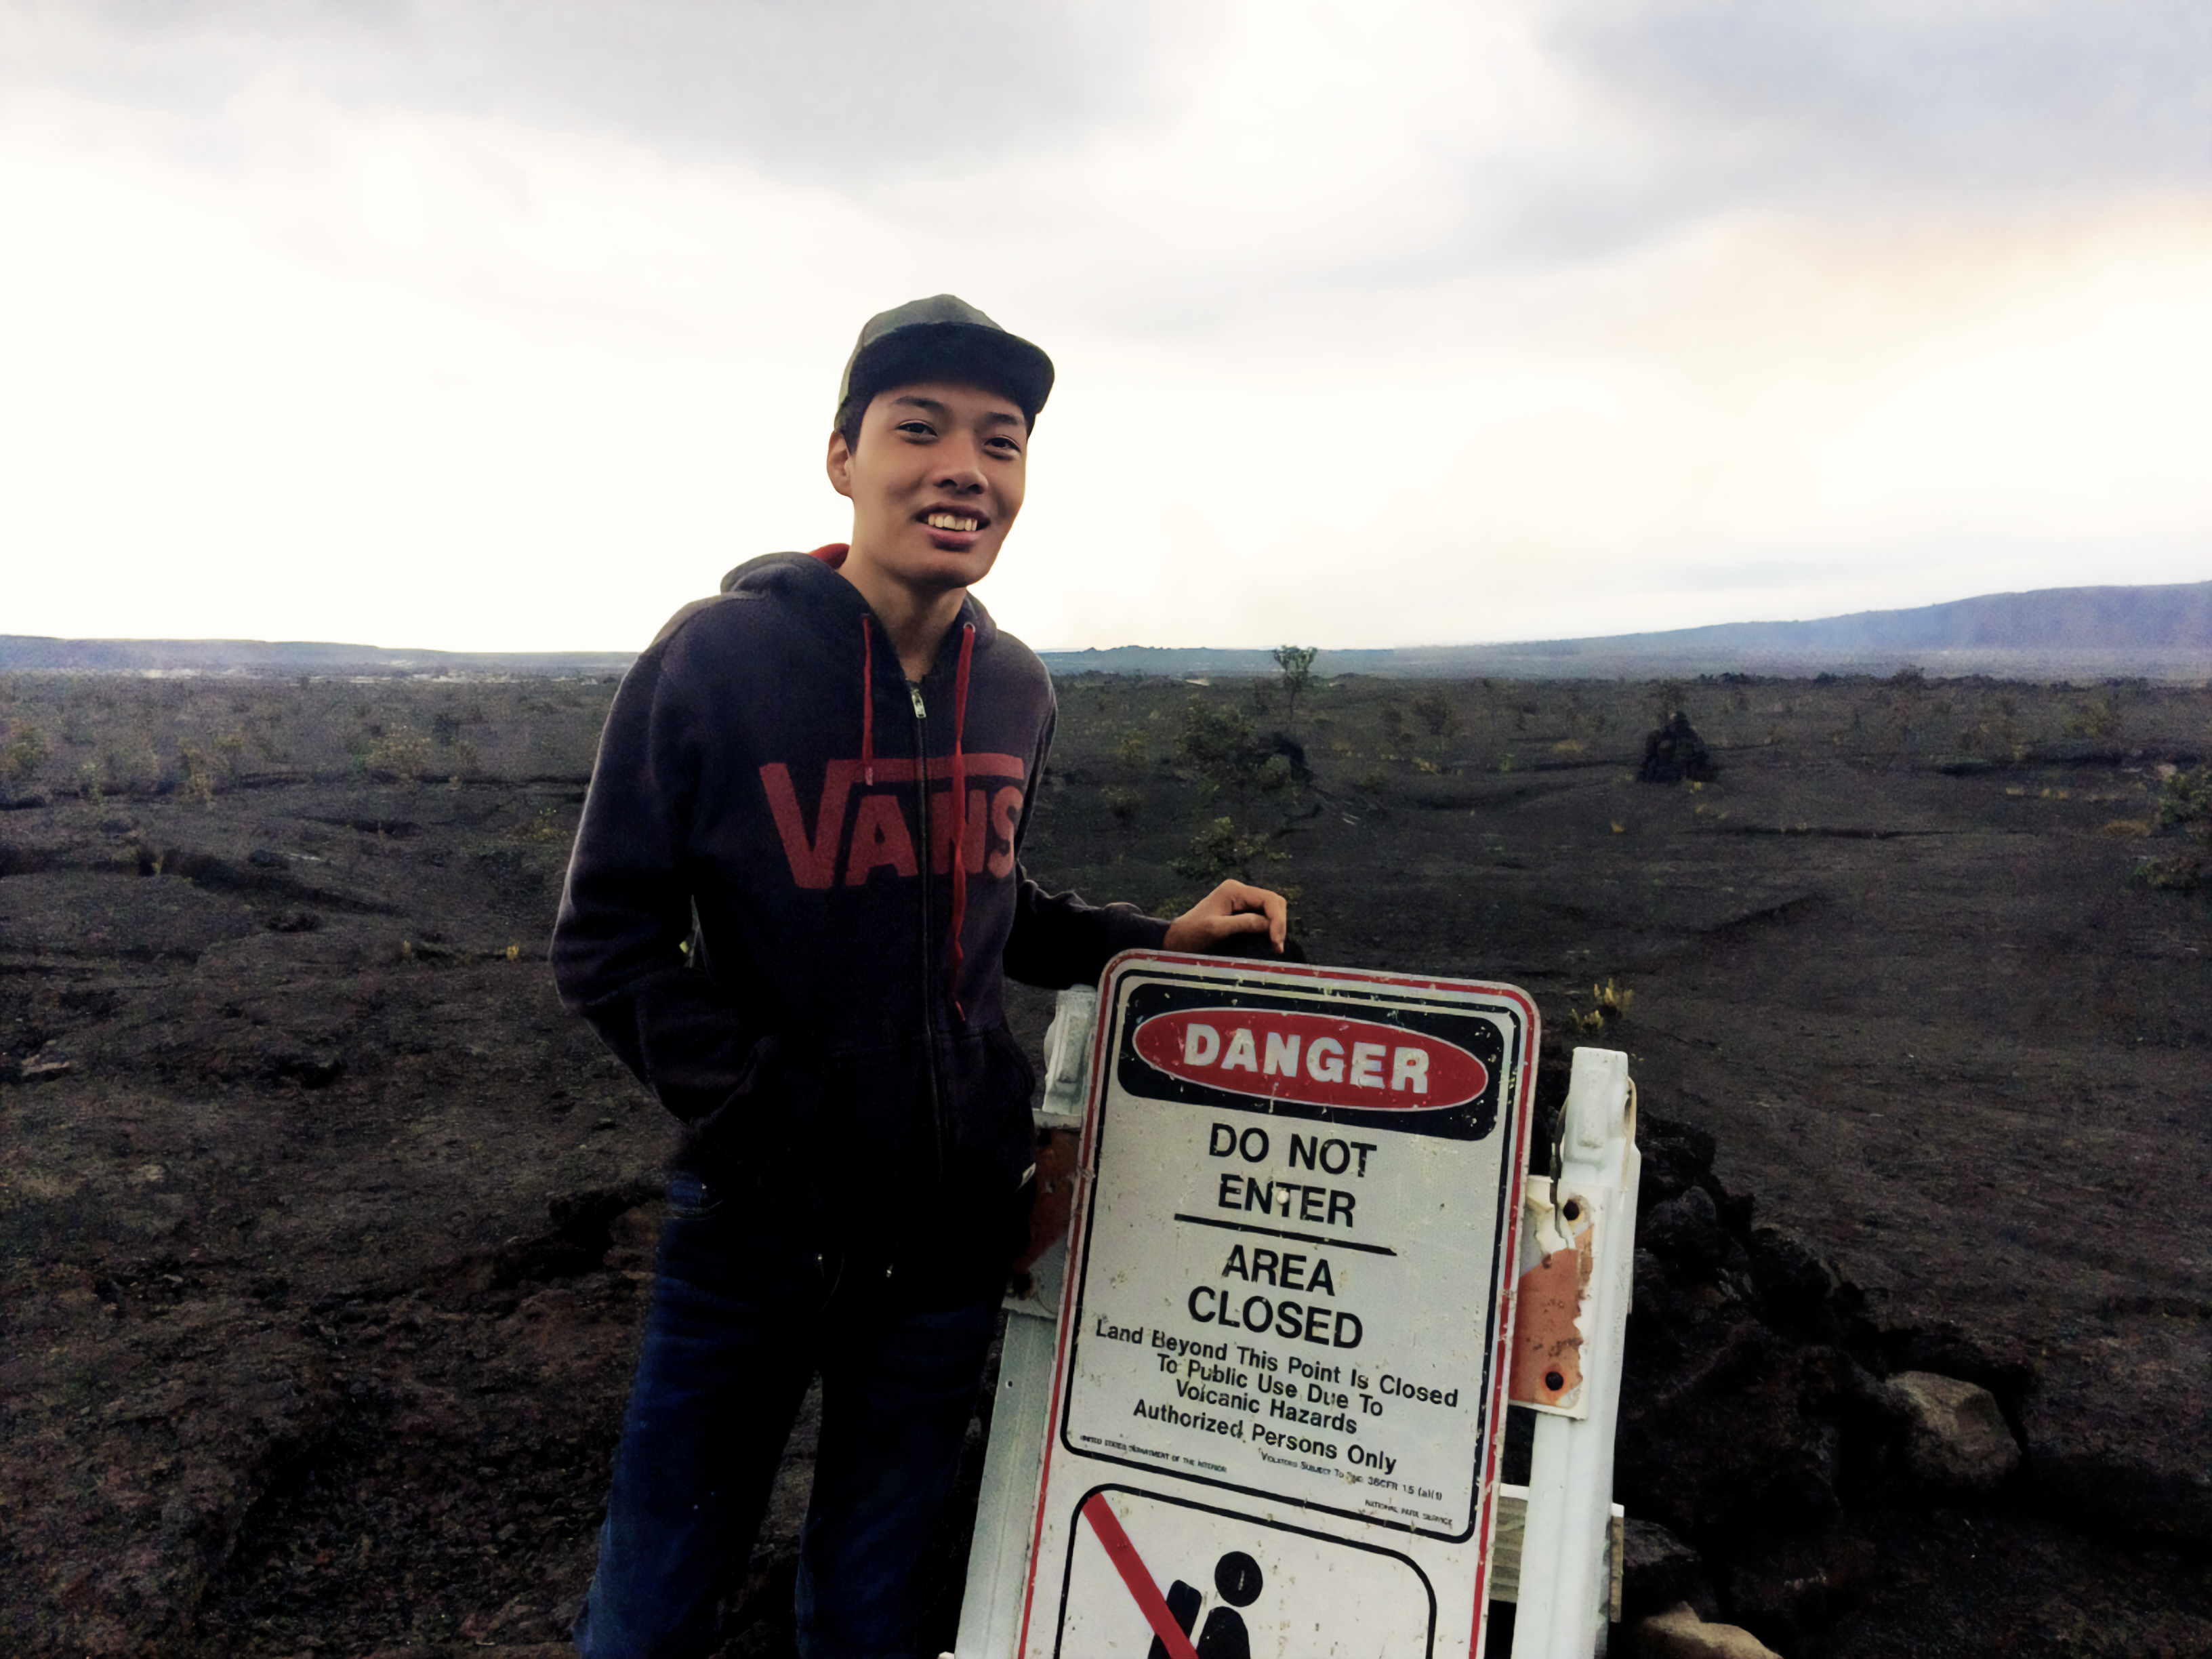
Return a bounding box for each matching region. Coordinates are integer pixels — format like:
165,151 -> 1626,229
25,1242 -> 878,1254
758,754 -> 1027,890
1132,1008 -> 1488,1111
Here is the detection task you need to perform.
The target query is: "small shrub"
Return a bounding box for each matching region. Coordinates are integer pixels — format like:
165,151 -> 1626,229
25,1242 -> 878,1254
1648,678 -> 1692,724
2156,765 -> 2212,848
178,747 -> 218,807
1176,697 -> 1257,782
1410,689 -> 1458,737
2064,696 -> 2121,739
364,727 -> 434,783
99,739 -> 163,796
1104,786 -> 1143,824
1,722 -> 49,781
1565,977 -> 1635,1033
2129,854 -> 2205,891
1171,816 -> 1286,887
1273,644 -> 1318,723
508,806 -> 565,844
1354,766 -> 1389,796
1115,731 -> 1148,769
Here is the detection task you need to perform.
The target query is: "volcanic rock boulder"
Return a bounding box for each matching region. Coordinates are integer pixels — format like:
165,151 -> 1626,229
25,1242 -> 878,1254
1640,712 -> 1721,783
1618,1518 -> 1716,1624
1889,1371 -> 2021,1493
1635,1602 -> 1782,1658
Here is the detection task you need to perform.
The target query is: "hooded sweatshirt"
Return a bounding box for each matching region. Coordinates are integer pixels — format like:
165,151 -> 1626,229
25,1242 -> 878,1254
551,551 -> 1167,1240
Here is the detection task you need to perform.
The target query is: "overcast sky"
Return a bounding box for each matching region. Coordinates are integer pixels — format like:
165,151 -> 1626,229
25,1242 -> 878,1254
3,0 -> 2207,653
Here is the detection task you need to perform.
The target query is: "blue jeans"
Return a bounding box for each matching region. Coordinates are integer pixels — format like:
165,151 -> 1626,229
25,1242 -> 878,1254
573,1173 -> 1002,1659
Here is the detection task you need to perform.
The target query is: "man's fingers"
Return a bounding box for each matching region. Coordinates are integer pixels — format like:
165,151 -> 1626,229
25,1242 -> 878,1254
1206,881 -> 1288,949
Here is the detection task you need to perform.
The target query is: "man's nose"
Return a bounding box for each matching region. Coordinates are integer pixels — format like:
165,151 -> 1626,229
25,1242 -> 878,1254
934,435 -> 988,490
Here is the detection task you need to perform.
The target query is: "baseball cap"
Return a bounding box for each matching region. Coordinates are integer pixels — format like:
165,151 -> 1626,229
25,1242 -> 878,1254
835,295 -> 1055,432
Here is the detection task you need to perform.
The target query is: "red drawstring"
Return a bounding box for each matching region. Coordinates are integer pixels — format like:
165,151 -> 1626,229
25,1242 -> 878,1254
946,623 -> 975,1021
859,615 -> 876,785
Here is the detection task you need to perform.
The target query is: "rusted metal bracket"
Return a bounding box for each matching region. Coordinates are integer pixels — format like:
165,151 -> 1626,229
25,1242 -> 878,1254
1510,1176 -> 1598,1414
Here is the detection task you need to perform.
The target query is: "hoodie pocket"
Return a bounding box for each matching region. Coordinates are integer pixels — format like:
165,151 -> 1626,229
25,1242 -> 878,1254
802,1027 -> 1038,1202
968,1023 -> 1040,1191
688,1033 -> 821,1168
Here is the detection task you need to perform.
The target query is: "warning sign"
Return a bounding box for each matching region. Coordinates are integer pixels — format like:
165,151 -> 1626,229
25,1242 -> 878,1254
1018,955 -> 1536,1659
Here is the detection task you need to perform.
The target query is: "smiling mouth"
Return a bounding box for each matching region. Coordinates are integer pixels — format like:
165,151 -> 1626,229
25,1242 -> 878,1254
925,512 -> 983,533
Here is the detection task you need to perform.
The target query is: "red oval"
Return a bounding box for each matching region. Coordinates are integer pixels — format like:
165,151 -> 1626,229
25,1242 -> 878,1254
1132,1008 -> 1488,1111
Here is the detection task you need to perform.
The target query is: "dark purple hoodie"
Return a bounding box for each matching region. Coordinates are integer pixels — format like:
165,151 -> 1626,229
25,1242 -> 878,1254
552,550 -> 1166,1237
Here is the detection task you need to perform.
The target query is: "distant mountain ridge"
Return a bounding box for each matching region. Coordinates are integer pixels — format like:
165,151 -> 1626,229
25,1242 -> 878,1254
0,636 -> 635,676
1037,580 -> 2212,680
3,579 -> 2207,680
1564,579 -> 2212,653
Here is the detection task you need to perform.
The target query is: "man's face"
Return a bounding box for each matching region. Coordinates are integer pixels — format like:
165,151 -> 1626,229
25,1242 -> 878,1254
827,380 -> 1027,598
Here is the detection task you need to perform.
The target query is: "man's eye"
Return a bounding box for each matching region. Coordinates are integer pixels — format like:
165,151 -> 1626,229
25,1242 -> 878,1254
897,421 -> 935,436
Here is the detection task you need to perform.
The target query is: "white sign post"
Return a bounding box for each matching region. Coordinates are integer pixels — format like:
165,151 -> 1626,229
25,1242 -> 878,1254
1016,953 -> 1538,1659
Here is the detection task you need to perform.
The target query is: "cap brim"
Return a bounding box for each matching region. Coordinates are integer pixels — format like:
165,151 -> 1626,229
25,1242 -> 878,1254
842,322 -> 1054,425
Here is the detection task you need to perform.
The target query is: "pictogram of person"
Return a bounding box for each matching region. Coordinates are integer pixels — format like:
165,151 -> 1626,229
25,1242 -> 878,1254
1149,1550 -> 1263,1659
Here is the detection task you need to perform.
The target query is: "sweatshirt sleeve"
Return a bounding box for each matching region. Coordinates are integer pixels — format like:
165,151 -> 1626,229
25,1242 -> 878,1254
1002,876 -> 1172,989
550,623 -> 760,1122
998,697 -> 1172,989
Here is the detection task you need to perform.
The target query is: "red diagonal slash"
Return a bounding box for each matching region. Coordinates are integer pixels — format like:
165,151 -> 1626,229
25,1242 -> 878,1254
1079,1492 -> 1202,1659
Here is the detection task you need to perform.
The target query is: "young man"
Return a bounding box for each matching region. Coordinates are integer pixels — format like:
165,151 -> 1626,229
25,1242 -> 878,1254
552,294 -> 1287,1658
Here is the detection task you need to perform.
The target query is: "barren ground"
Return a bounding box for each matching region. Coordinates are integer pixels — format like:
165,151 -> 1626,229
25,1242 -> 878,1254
1,666 -> 2207,1656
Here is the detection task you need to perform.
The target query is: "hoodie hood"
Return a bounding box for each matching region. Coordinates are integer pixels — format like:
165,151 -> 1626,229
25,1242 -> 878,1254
716,548 -> 1002,663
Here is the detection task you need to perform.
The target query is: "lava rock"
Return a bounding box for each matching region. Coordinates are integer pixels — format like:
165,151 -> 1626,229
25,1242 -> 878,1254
1617,1324 -> 1849,1542
1620,1517 -> 1716,1622
1722,1523 -> 1878,1643
1746,1227 -> 1847,1338
1637,1114 -> 1719,1209
1641,712 -> 1721,783
1642,1185 -> 1729,1273
1891,1371 -> 2021,1492
1634,1602 -> 1780,1658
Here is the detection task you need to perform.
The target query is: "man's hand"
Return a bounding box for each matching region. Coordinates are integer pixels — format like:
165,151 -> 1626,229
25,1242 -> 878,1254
1163,880 -> 1289,956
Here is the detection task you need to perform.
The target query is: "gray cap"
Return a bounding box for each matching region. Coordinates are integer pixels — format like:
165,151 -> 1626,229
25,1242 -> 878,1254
835,294 -> 1054,432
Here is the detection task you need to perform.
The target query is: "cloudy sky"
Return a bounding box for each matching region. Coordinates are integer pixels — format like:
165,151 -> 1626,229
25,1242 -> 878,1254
2,0 -> 2207,653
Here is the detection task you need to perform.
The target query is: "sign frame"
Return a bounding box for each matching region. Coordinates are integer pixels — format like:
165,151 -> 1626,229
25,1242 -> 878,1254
1014,951 -> 1539,1659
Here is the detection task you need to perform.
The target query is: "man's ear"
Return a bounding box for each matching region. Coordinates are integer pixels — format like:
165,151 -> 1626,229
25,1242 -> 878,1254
825,430 -> 854,499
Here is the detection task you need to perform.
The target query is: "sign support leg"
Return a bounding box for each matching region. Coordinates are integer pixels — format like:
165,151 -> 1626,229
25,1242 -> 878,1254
1508,1048 -> 1637,1659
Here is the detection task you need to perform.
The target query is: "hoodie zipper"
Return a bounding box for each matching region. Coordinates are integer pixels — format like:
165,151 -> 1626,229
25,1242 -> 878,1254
909,678 -> 949,1187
